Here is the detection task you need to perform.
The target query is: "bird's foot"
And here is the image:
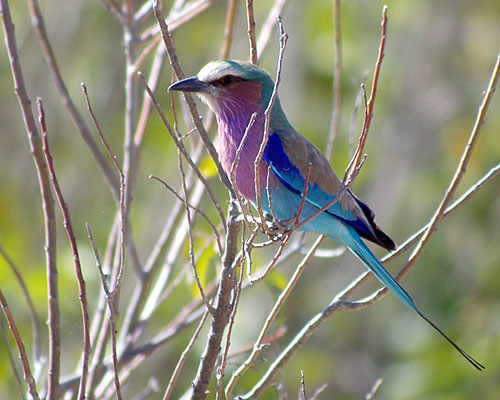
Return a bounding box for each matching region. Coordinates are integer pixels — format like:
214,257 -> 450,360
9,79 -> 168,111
262,217 -> 295,241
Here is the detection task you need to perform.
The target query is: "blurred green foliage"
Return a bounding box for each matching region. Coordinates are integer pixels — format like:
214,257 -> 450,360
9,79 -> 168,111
1,0 -> 499,399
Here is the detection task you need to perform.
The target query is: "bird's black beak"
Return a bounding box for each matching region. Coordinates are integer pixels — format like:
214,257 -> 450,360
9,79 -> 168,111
168,76 -> 212,93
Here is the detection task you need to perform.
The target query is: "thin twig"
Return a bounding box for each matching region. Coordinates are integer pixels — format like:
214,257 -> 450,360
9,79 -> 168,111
133,41 -> 166,149
86,225 -> 123,400
138,72 -> 226,226
38,98 -> 91,400
162,309 -> 210,400
150,175 -> 223,255
310,383 -> 328,400
349,81 -> 366,158
99,0 -> 125,22
153,0 -> 235,196
365,377 -> 383,400
82,83 -> 131,290
230,112 -> 259,234
0,243 -> 42,364
27,0 -> 120,200
326,0 -> 342,160
246,0 -> 258,64
300,370 -> 307,400
406,51 -> 500,268
85,220 -> 119,397
254,17 -> 288,229
225,236 -> 325,399
1,1 -> 61,395
256,0 -> 287,59
140,0 -> 217,43
177,147 -> 215,314
265,163 -> 284,231
0,310 -> 27,398
220,0 -> 237,59
0,289 -> 41,400
344,6 -> 388,184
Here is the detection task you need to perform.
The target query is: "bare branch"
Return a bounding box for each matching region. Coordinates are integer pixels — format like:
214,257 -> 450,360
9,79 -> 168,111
191,201 -> 241,399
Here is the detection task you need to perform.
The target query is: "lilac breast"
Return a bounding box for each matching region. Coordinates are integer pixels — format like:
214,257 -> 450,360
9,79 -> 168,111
212,81 -> 279,202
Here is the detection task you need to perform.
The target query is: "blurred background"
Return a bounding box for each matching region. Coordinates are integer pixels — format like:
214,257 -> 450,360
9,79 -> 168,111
1,0 -> 499,399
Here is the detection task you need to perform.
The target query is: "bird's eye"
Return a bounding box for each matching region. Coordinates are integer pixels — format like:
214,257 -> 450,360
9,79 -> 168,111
212,75 -> 244,87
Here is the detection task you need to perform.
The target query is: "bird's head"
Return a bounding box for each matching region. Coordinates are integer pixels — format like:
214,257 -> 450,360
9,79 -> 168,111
169,60 -> 277,120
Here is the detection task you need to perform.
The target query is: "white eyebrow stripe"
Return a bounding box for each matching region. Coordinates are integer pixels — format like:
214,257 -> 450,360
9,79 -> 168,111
197,62 -> 245,83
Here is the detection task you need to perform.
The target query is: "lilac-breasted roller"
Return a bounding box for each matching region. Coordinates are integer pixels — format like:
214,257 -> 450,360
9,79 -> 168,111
169,60 -> 483,370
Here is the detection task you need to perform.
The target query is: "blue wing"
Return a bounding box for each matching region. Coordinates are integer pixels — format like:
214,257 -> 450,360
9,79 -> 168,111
263,131 -> 395,250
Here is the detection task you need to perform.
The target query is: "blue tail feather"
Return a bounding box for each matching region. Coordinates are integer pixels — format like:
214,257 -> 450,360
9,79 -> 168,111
346,234 -> 484,371
348,236 -> 417,312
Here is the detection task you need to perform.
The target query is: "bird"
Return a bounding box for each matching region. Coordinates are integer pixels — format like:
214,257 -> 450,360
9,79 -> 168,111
169,60 -> 483,370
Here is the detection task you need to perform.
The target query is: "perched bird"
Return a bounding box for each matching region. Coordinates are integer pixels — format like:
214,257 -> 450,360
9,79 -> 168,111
169,60 -> 483,370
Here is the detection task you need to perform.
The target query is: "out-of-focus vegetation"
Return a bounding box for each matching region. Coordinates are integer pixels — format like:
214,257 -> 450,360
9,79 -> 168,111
1,0 -> 499,399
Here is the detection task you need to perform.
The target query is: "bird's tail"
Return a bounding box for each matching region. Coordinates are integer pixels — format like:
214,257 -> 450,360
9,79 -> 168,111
348,236 -> 416,311
347,234 -> 485,371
